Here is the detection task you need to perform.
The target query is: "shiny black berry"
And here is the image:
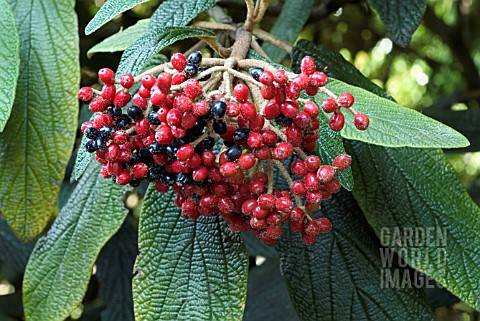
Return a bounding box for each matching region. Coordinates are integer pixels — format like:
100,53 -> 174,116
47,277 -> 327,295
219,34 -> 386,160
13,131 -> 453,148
96,136 -> 106,151
160,172 -> 175,186
212,101 -> 227,119
116,115 -> 132,129
225,145 -> 242,161
203,136 -> 216,150
275,114 -> 292,127
250,67 -> 264,81
223,140 -> 234,147
197,67 -> 210,81
187,51 -> 202,65
108,106 -> 123,119
233,128 -> 250,143
99,126 -> 114,139
183,64 -> 198,79
85,139 -> 97,153
176,173 -> 192,186
84,127 -> 99,139
147,111 -> 161,125
139,146 -> 153,164
213,120 -> 227,135
147,168 -> 161,182
127,106 -> 144,121
165,145 -> 178,159
149,142 -> 165,154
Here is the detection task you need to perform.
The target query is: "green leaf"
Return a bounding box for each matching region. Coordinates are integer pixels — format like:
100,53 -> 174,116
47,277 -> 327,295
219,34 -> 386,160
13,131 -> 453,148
368,0 -> 427,47
243,258 -> 300,321
74,126 -> 94,180
23,162 -> 127,321
133,187 -> 248,321
0,217 -> 33,272
316,79 -> 469,148
118,26 -> 215,77
96,218 -> 137,321
0,0 -> 79,241
85,0 -> 150,35
261,0 -> 313,62
248,50 -> 353,190
117,0 -> 217,76
292,40 -> 388,98
276,190 -> 434,321
0,0 -> 19,132
87,19 -> 149,57
346,142 -> 480,311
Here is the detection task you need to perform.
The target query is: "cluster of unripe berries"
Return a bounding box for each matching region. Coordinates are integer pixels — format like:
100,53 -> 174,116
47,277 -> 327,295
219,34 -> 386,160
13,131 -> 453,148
77,52 -> 368,246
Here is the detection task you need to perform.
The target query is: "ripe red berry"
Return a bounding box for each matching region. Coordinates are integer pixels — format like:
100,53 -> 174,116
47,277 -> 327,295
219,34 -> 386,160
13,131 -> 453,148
89,97 -> 108,112
303,102 -> 319,118
78,87 -> 93,101
220,162 -> 239,177
141,74 -> 156,89
234,84 -> 249,103
301,56 -> 316,75
184,79 -> 202,99
304,220 -> 320,236
238,153 -> 256,170
93,113 -> 113,128
253,146 -> 271,160
291,160 -> 308,176
263,101 -> 281,120
114,90 -> 131,108
247,132 -> 263,149
274,69 -> 288,84
192,166 -> 209,182
120,74 -> 134,89
98,68 -> 115,85
293,112 -> 311,129
155,127 -> 174,144
242,199 -> 258,215
317,165 -> 335,184
338,93 -> 354,108
304,172 -> 320,191
302,233 -> 317,245
156,72 -> 172,92
290,207 -> 304,222
292,74 -> 309,91
258,194 -> 276,210
290,180 -> 306,196
309,72 -> 328,88
132,163 -> 148,178
171,53 -> 188,72
226,102 -> 240,117
281,101 -> 299,118
260,84 -> 275,100
316,218 -> 332,232
322,98 -> 338,113
249,114 -> 265,132
272,142 -> 293,160
333,154 -> 352,170
240,102 -> 257,120
105,143 -> 120,161
133,93 -> 148,110
177,144 -> 195,161
329,112 -> 345,131
354,113 -> 369,130
116,170 -> 132,185
305,155 -> 321,171
192,100 -> 210,116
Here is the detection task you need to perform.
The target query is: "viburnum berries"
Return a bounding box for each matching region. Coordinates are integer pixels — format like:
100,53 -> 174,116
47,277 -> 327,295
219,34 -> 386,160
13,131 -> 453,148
78,53 -> 370,246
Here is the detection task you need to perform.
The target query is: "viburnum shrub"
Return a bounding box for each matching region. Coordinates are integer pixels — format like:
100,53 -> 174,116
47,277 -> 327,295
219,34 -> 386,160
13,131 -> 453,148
1,0 -> 480,321
78,51 -> 369,246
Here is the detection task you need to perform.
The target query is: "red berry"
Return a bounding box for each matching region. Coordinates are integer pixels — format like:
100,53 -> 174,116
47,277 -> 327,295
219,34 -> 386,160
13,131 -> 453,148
78,87 -> 93,101
118,149 -> 132,162
329,112 -> 345,131
150,89 -> 167,106
354,113 -> 369,130
114,91 -> 131,108
184,79 -> 202,99
81,121 -> 93,133
281,101 -> 299,118
338,93 -> 354,108
317,165 -> 335,184
306,190 -> 322,204
181,112 -> 197,129
247,132 -> 263,149
290,207 -> 304,222
260,84 -> 275,100
200,194 -> 217,208
186,153 -> 202,168
240,102 -> 257,120
220,162 -> 239,177
171,53 -> 187,72
290,220 -> 304,233
305,85 -> 319,97
304,172 -> 320,191
293,112 -> 311,129
303,102 -> 319,118
286,83 -> 301,100
272,142 -> 293,160
155,127 -> 174,144
192,100 -> 209,116
316,218 -> 332,232
266,225 -> 282,239
274,84 -> 286,103
156,73 -> 172,92
177,144 -> 195,161
234,84 -> 249,103
304,220 -> 320,236
172,73 -> 186,85
301,56 -> 316,75
192,166 -> 209,181
309,72 -> 328,88
258,194 -> 276,210
89,97 -> 108,112
133,93 -> 148,110
238,153 -> 256,170
322,98 -> 338,113
132,163 -> 148,178
242,199 -> 258,215
261,130 -> 277,146
274,69 -> 288,84
259,71 -> 274,85
292,74 -> 309,91
226,102 -> 240,117
291,180 -> 306,196
116,170 -> 132,185
250,217 -> 267,229
105,143 -> 120,161
120,74 -> 134,89
291,160 -> 308,176
100,84 -> 115,102
333,154 -> 352,170
98,68 -> 115,85
93,113 -> 113,128
141,74 -> 156,89
253,146 -> 271,160
263,101 -> 281,120
305,155 -> 321,171
249,179 -> 265,195
249,114 -> 265,132
302,233 -> 317,245
173,94 -> 192,113
201,150 -> 216,167
166,108 -> 182,126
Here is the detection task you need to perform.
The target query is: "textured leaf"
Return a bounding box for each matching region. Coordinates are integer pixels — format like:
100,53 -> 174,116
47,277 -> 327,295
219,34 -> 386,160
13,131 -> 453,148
133,187 -> 248,321
276,190 -> 434,321
0,0 -> 19,131
87,19 -> 149,57
23,162 -> 127,321
262,0 -> 313,62
248,50 -> 353,190
97,218 -> 137,321
368,0 -> 427,47
74,126 -> 94,180
347,143 -> 480,310
0,0 -> 79,241
117,0 -> 217,76
85,0 -> 150,35
243,259 -> 300,321
117,26 -> 215,77
292,40 -> 388,98
316,80 -> 469,148
0,217 -> 33,272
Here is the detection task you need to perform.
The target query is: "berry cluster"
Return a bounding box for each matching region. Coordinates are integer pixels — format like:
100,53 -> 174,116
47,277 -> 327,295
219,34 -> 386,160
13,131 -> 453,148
78,52 -> 369,246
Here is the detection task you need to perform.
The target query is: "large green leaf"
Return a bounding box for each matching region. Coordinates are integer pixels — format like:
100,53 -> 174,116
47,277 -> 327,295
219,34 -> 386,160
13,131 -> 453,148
0,0 -> 19,132
368,0 -> 427,47
243,259 -> 300,321
87,19 -> 149,57
23,162 -> 127,321
261,0 -> 313,62
133,187 -> 248,321
249,50 -> 353,190
85,0 -> 150,35
96,218 -> 137,321
0,217 -> 33,272
347,143 -> 480,310
316,79 -> 469,148
0,0 -> 79,241
276,190 -> 434,321
117,0 -> 217,76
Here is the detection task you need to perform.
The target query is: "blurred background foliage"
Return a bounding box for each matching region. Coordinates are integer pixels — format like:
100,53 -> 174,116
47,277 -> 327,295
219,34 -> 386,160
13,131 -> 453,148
1,0 -> 479,320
